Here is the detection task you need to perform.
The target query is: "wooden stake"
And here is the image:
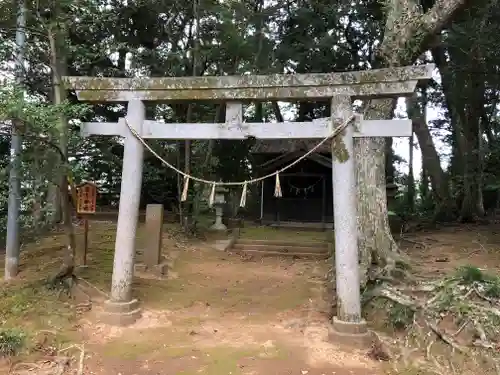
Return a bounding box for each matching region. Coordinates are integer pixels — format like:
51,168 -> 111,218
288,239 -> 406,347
83,219 -> 88,266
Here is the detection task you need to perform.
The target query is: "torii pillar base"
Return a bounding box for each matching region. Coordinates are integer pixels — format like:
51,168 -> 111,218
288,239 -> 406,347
99,299 -> 142,326
329,317 -> 372,347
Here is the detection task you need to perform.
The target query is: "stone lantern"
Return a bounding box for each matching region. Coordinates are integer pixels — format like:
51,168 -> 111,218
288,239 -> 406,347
386,182 -> 399,207
386,182 -> 401,233
210,186 -> 228,231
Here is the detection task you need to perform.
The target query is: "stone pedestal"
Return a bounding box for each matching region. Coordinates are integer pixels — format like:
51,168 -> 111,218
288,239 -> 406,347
329,317 -> 372,347
210,206 -> 227,231
100,299 -> 142,326
134,260 -> 168,277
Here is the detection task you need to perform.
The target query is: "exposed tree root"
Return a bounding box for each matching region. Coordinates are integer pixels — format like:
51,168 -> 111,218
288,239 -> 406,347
365,265 -> 500,373
10,343 -> 85,375
46,265 -> 78,298
75,276 -> 110,298
398,236 -> 429,249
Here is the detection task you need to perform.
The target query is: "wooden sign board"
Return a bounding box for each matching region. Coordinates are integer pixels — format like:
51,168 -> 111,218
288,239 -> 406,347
77,182 -> 98,214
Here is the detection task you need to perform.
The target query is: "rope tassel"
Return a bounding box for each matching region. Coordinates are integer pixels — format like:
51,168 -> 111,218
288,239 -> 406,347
209,183 -> 216,207
239,182 -> 248,207
122,115 -> 354,209
181,176 -> 190,202
274,173 -> 282,197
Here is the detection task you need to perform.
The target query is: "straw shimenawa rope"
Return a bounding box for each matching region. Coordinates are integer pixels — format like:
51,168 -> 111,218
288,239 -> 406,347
123,115 -> 355,205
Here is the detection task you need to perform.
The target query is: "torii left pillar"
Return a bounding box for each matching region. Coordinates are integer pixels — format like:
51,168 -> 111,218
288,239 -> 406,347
100,99 -> 144,325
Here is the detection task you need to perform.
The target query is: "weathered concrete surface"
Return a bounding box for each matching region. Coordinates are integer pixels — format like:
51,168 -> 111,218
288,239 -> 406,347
100,299 -> 142,326
70,82 -> 421,102
144,204 -> 163,266
134,204 -> 168,278
62,64 -> 434,102
331,96 -> 363,324
109,100 -> 145,304
210,206 -> 227,231
329,317 -> 371,348
134,261 -> 168,277
80,117 -> 412,140
64,65 -> 434,90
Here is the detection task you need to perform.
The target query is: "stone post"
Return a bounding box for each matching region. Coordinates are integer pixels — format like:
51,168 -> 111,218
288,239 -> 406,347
134,204 -> 168,277
102,100 -> 144,325
144,204 -> 163,265
330,96 -> 369,343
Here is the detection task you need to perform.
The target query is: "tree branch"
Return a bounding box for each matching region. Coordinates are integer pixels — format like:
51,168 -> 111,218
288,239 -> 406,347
380,0 -> 473,65
0,129 -> 65,160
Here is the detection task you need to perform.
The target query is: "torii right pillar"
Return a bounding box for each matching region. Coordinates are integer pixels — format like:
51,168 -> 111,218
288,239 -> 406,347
329,95 -> 380,345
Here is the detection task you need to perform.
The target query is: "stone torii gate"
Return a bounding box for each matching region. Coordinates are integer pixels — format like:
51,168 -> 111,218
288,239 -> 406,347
64,64 -> 434,340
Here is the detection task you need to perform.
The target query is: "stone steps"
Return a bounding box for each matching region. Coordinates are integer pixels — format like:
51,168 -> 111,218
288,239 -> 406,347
236,238 -> 328,246
233,249 -> 329,260
230,239 -> 331,260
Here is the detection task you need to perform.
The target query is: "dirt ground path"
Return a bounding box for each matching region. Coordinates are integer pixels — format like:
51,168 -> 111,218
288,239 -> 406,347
75,230 -> 382,375
6,222 -> 500,374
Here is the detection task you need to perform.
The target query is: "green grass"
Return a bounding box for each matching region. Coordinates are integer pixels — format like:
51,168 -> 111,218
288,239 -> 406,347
0,280 -> 76,330
0,328 -> 26,356
0,279 -> 79,359
102,334 -> 289,375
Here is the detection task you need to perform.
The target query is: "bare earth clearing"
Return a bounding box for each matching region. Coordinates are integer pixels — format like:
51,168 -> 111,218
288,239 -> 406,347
1,222 -> 500,374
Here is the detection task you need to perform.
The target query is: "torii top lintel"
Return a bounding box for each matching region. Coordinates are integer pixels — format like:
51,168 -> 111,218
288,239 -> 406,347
63,64 -> 434,102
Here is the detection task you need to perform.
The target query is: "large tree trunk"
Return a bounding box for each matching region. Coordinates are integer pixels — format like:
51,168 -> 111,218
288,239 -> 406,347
407,95 -> 454,219
181,0 -> 200,231
356,0 -> 472,283
48,19 -> 77,282
385,138 -> 396,183
477,121 -> 485,216
47,179 -> 62,224
191,105 -> 220,220
432,26 -> 486,221
407,132 -> 415,213
33,147 -> 43,234
459,57 -> 485,221
356,100 -> 402,286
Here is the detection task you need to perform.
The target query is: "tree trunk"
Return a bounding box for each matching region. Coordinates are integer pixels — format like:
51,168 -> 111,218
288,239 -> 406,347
356,0 -> 472,283
407,95 -> 454,219
48,20 -> 77,282
182,0 -> 200,231
191,105 -> 221,220
272,102 -> 284,122
432,34 -> 486,221
177,141 -> 183,225
183,106 -> 192,227
420,169 -> 429,199
385,137 -> 395,183
47,181 -> 62,224
356,99 -> 402,286
453,49 -> 484,221
407,132 -> 415,213
33,148 -> 43,234
477,121 -> 485,216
